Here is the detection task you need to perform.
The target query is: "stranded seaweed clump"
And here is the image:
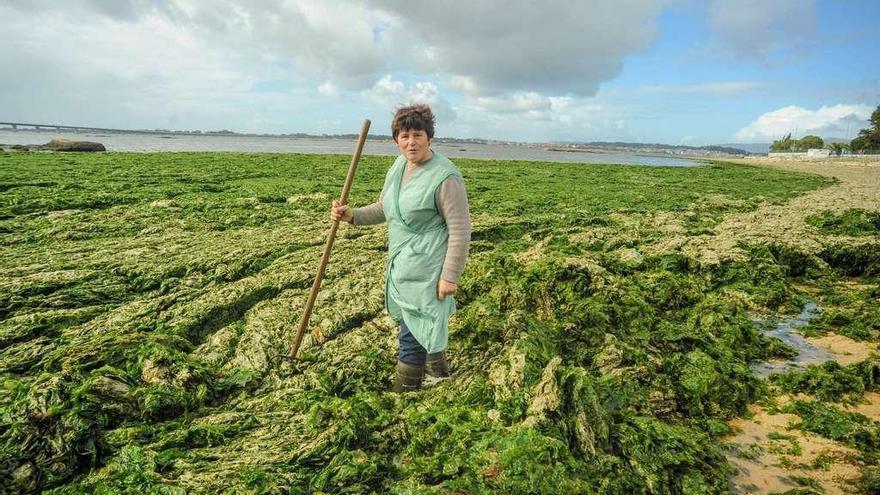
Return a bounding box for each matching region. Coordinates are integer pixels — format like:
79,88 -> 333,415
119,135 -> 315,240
807,209 -> 880,236
771,359 -> 880,403
1,151 -> 877,493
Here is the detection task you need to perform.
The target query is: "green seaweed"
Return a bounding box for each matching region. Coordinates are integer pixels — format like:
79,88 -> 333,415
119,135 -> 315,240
782,400 -> 880,461
0,151 -> 865,493
801,275 -> 880,341
807,208 -> 880,236
854,465 -> 880,494
771,359 -> 880,403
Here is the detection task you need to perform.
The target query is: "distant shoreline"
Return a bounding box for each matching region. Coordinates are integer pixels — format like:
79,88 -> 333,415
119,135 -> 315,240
0,125 -> 752,157
0,129 -> 704,167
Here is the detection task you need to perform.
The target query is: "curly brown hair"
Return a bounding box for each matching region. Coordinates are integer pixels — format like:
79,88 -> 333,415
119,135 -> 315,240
391,104 -> 435,141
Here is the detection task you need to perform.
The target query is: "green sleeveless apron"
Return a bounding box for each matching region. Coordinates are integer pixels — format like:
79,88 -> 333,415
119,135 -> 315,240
381,152 -> 462,354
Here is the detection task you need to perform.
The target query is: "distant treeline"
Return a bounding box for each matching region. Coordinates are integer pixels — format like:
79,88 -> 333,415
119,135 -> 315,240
561,141 -> 749,155
770,103 -> 880,155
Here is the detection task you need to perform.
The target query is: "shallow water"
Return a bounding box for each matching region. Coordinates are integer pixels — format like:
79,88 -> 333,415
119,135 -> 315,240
0,129 -> 701,167
750,302 -> 834,378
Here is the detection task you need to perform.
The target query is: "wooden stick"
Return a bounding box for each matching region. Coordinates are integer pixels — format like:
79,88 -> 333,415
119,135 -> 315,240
287,119 -> 371,360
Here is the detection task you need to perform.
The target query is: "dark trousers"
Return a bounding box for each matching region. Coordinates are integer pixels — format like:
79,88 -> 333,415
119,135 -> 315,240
398,320 -> 427,365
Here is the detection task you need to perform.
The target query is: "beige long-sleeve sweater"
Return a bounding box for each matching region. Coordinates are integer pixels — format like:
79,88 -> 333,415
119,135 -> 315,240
352,164 -> 471,284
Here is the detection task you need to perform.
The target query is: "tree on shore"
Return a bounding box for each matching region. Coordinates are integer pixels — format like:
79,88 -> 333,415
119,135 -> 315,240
770,133 -> 794,152
770,133 -> 824,152
795,135 -> 824,151
850,104 -> 880,153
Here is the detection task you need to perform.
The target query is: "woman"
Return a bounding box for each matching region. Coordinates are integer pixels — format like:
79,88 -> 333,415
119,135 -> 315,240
330,104 -> 471,393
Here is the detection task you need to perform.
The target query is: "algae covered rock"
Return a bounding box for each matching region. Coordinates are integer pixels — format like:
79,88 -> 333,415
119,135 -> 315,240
44,139 -> 106,152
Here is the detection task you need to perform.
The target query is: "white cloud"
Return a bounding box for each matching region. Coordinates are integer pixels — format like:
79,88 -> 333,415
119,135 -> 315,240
643,81 -> 764,95
368,76 -> 406,100
470,92 -> 554,114
0,4 -> 253,127
446,96 -> 641,142
5,0 -> 395,87
366,76 -> 442,105
7,1 -> 674,97
0,2 -> 356,132
367,0 -> 671,96
0,0 -> 857,143
734,104 -> 873,141
708,0 -> 816,61
0,0 -> 700,139
318,81 -> 338,97
446,76 -> 483,96
364,76 -> 456,126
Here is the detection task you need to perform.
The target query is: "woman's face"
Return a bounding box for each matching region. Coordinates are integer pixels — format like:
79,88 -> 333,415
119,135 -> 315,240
396,128 -> 432,164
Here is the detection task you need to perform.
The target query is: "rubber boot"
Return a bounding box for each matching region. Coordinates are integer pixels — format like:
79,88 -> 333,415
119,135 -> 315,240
424,351 -> 450,387
425,351 -> 449,378
392,360 -> 424,393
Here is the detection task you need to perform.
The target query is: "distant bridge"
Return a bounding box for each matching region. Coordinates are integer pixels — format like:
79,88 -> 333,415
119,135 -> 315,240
0,122 -> 179,135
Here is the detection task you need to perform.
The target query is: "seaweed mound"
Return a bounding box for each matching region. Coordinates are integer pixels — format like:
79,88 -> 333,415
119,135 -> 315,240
3,151 -> 873,494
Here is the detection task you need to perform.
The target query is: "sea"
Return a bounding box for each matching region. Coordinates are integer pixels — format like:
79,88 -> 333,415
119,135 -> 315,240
0,129 -> 700,167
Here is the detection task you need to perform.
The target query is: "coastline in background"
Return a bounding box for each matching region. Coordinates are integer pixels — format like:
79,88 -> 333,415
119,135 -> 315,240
0,129 -> 700,167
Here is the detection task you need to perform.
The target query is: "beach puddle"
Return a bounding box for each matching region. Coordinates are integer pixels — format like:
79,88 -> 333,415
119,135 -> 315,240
750,302 -> 834,378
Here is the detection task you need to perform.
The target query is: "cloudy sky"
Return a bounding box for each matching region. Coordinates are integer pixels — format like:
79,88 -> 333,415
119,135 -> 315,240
1,0 -> 878,144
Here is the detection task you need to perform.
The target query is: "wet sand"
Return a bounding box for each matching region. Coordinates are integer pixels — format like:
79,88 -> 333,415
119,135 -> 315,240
727,398 -> 861,495
807,333 -> 878,366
